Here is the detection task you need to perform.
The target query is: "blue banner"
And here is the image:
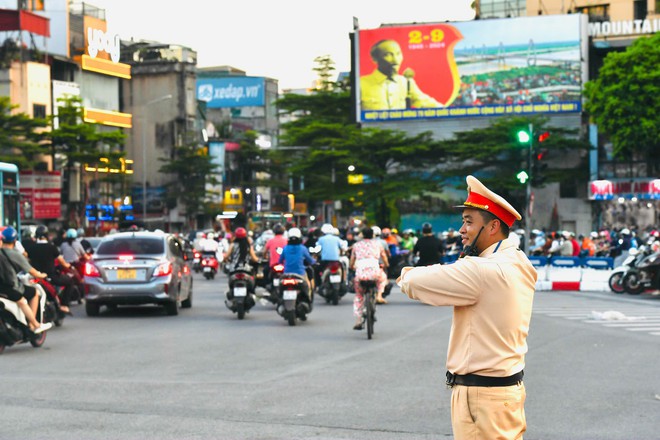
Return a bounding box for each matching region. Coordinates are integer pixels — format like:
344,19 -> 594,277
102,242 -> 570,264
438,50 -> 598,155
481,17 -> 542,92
197,77 -> 265,108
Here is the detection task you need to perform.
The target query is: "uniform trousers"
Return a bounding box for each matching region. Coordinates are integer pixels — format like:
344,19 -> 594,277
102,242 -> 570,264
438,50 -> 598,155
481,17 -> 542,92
451,382 -> 526,440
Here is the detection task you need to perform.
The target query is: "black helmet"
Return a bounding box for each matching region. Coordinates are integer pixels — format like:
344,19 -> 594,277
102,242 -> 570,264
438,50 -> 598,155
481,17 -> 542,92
35,225 -> 49,239
273,223 -> 285,235
422,222 -> 433,234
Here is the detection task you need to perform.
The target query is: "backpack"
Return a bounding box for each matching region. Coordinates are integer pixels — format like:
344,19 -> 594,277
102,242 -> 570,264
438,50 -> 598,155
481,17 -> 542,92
0,249 -> 18,290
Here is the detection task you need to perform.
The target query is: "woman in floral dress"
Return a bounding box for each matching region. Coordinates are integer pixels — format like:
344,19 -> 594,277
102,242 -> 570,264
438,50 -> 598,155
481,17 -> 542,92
349,227 -> 389,330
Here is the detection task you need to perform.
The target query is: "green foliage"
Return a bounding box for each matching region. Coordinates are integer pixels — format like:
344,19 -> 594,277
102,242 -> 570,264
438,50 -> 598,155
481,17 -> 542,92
0,96 -> 50,169
159,144 -> 220,223
584,32 -> 660,171
50,95 -> 126,167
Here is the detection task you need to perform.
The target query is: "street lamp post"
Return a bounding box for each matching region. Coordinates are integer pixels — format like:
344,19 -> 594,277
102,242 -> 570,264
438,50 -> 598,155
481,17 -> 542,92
141,94 -> 172,221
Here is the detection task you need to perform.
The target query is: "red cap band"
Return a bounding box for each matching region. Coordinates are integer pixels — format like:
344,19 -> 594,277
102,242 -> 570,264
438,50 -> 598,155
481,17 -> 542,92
463,191 -> 517,227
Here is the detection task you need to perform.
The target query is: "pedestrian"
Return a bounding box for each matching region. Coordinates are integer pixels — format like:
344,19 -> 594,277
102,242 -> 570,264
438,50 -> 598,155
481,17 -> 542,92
397,175 -> 537,440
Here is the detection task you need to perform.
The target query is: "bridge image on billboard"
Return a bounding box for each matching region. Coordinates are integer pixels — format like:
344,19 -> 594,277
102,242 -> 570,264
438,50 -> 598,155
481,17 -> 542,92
356,14 -> 586,122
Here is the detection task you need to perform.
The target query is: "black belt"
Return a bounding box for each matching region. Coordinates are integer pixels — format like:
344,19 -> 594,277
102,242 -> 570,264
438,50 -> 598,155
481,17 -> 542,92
446,370 -> 524,388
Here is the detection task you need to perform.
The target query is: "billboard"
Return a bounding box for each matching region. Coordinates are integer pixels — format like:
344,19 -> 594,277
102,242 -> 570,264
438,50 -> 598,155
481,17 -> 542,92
197,77 -> 265,108
355,14 -> 586,122
19,171 -> 61,220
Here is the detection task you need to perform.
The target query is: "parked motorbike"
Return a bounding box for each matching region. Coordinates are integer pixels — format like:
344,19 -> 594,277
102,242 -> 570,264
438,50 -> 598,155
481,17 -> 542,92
225,265 -> 256,320
621,250 -> 660,295
201,251 -> 219,280
317,260 -> 346,305
192,251 -> 202,273
0,274 -> 50,354
608,246 -> 649,294
277,273 -> 313,326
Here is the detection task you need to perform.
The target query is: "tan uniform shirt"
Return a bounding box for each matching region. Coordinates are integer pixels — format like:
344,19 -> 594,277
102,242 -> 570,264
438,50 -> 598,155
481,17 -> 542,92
398,239 -> 537,377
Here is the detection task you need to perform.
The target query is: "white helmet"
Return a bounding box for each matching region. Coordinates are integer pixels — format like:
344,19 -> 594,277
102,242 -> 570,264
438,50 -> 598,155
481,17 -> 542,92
321,223 -> 334,235
371,226 -> 381,236
333,227 -> 340,236
288,227 -> 302,239
207,232 -> 215,240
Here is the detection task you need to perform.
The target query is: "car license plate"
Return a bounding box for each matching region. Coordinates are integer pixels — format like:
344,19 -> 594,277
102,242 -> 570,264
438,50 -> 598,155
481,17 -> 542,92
117,269 -> 137,280
234,287 -> 247,297
330,275 -> 341,283
273,278 -> 280,286
203,266 -> 212,272
283,290 -> 297,300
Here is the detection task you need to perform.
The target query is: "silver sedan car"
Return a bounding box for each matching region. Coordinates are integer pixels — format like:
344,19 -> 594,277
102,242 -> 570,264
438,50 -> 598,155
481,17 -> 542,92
83,231 -> 193,316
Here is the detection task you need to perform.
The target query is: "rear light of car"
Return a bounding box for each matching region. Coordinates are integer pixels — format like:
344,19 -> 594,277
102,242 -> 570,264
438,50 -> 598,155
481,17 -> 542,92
84,262 -> 101,277
273,264 -> 284,273
153,262 -> 172,277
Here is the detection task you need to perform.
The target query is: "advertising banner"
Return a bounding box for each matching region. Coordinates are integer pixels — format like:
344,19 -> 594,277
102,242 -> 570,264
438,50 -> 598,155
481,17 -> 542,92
197,77 -> 265,108
19,171 -> 61,219
356,14 -> 585,122
589,179 -> 660,200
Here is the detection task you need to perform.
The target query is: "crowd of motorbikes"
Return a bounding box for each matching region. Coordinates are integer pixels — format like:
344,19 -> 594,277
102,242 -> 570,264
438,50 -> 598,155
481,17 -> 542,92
189,227 -> 406,327
0,231 -> 88,354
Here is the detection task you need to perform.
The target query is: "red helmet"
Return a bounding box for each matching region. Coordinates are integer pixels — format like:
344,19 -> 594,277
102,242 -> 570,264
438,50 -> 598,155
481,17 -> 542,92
234,227 -> 247,239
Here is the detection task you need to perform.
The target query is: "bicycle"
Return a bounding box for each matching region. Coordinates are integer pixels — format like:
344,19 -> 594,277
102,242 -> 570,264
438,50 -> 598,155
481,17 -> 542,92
359,279 -> 378,339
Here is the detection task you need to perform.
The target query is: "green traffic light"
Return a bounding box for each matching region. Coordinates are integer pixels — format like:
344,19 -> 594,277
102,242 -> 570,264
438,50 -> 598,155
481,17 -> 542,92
516,170 -> 529,184
516,130 -> 531,143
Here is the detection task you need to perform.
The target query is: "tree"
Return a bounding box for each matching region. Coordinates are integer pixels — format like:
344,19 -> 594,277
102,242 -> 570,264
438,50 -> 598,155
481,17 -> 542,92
50,95 -> 126,225
584,32 -> 660,173
159,143 -> 220,228
439,115 -> 590,212
0,96 -> 50,168
275,67 -> 447,226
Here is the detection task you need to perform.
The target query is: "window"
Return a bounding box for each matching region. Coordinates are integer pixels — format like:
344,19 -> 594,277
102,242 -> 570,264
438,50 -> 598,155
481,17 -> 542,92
634,0 -> 647,20
33,104 -> 46,119
576,4 -> 610,22
478,0 -> 526,18
97,238 -> 165,255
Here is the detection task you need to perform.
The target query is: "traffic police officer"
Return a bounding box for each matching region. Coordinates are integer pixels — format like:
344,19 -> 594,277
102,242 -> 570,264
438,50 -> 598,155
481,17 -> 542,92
397,175 -> 537,440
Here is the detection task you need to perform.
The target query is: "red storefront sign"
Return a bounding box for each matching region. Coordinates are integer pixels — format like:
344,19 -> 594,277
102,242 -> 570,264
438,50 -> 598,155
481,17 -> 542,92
20,171 -> 61,219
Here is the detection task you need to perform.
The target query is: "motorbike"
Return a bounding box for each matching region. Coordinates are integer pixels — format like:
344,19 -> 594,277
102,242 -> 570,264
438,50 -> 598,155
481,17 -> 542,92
192,251 -> 202,273
264,263 -> 284,304
35,276 -> 68,327
608,246 -> 649,294
0,274 -> 50,354
621,250 -> 660,295
200,251 -> 219,280
317,260 -> 347,305
254,258 -> 269,290
225,265 -> 256,320
277,273 -> 313,326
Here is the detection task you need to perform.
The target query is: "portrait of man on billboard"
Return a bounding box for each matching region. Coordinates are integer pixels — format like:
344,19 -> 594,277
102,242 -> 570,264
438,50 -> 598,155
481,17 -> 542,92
360,39 -> 443,111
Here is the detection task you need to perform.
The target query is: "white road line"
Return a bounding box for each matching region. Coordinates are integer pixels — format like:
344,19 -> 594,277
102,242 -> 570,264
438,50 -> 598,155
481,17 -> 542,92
626,327 -> 660,332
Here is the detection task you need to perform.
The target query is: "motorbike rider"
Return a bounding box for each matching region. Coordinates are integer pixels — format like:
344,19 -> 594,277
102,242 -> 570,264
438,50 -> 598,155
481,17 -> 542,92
278,227 -> 316,302
224,227 -> 258,271
316,223 -> 346,288
0,226 -> 53,333
263,223 -> 288,276
61,228 -> 90,265
413,223 -> 444,266
349,226 -> 389,329
23,225 -> 76,311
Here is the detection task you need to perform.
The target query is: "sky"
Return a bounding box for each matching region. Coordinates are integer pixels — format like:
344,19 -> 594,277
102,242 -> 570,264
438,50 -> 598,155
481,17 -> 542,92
90,0 -> 476,91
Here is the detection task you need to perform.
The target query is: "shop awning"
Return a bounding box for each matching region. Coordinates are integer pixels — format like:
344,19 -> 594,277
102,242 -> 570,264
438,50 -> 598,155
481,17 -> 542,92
0,8 -> 50,37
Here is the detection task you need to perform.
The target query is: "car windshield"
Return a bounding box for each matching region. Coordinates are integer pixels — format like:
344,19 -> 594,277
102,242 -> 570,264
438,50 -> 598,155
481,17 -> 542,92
96,238 -> 164,255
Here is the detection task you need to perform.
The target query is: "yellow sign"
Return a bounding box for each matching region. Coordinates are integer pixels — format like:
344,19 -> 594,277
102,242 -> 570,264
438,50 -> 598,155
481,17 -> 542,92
348,174 -> 364,184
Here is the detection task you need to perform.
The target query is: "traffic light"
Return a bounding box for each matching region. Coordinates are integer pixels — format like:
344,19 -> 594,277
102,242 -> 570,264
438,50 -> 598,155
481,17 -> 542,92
516,129 -> 531,144
531,148 -> 548,186
516,170 -> 529,184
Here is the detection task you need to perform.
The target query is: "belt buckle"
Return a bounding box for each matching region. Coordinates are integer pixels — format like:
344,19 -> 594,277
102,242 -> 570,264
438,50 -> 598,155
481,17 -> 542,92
445,371 -> 455,388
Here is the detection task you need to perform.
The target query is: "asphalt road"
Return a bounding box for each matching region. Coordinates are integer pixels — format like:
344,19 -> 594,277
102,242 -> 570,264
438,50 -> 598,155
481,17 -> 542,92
1,270 -> 659,440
